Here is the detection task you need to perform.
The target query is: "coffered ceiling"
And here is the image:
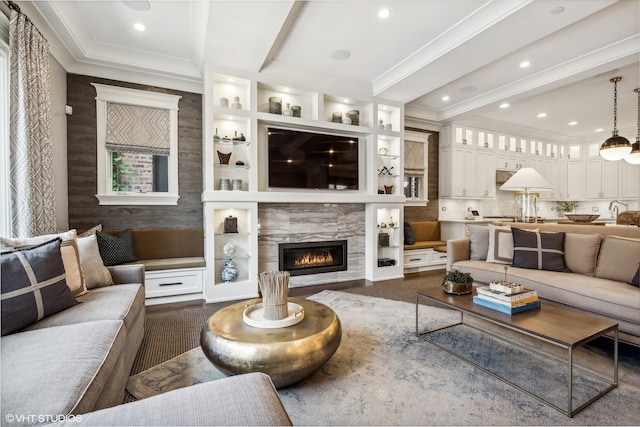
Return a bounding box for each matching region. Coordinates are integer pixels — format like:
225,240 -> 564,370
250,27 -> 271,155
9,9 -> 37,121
20,0 -> 640,141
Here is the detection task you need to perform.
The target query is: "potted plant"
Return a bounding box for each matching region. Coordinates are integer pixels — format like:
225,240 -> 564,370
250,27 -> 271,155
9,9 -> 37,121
556,201 -> 579,215
442,269 -> 473,295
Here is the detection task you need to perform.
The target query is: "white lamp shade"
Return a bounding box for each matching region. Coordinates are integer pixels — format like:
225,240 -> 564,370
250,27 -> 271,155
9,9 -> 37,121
499,167 -> 553,192
600,145 -> 632,161
624,141 -> 640,164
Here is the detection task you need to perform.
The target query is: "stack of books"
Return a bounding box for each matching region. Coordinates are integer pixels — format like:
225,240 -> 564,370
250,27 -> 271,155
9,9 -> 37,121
473,283 -> 540,315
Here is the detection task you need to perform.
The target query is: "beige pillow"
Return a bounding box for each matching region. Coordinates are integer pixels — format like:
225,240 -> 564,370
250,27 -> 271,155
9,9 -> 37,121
77,235 -> 113,289
78,224 -> 102,237
60,239 -> 88,297
564,233 -> 602,276
594,236 -> 640,283
486,225 -> 513,264
1,229 -> 77,248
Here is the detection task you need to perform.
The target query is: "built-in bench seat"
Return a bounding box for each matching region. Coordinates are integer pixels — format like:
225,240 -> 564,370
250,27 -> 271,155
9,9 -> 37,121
403,221 -> 447,272
104,228 -> 205,304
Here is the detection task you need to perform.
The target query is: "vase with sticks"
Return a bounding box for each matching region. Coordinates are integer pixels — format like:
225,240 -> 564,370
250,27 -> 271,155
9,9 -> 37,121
258,271 -> 290,320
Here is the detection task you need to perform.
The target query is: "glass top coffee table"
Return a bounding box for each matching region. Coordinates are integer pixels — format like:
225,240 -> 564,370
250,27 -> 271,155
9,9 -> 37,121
416,287 -> 618,417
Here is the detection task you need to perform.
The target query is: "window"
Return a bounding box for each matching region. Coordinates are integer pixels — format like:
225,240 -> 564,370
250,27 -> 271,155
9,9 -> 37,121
403,130 -> 430,204
92,83 -> 181,205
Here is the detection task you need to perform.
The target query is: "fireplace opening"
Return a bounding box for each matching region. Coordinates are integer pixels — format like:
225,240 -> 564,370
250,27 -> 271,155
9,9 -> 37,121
279,240 -> 347,276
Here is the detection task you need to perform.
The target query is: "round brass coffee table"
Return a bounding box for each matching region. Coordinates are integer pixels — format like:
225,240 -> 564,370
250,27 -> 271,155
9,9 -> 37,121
200,297 -> 341,388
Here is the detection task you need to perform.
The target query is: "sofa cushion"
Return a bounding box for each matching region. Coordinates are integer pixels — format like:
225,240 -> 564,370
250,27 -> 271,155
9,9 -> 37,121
564,232 -> 602,276
486,224 -> 513,264
468,225 -> 489,260
404,222 -> 417,245
1,320 -> 126,420
97,230 -> 137,266
78,235 -> 113,289
595,236 -> 640,284
1,239 -> 77,336
511,228 -> 566,272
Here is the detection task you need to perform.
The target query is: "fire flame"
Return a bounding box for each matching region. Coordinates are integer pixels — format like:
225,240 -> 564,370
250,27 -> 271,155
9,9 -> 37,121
294,251 -> 334,267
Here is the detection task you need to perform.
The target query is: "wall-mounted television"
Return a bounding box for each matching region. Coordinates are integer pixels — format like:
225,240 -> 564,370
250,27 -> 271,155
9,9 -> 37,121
267,127 -> 359,190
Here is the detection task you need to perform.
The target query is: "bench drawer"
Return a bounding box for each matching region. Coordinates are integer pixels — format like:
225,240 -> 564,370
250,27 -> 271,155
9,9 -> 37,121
145,268 -> 204,298
404,249 -> 431,268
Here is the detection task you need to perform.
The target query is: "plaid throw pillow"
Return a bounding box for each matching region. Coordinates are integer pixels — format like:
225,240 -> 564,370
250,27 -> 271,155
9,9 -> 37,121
96,230 -> 137,266
511,228 -> 566,272
1,238 -> 77,336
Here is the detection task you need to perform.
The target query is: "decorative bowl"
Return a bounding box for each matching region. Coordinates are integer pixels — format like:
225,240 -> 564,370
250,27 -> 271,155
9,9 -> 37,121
564,214 -> 600,223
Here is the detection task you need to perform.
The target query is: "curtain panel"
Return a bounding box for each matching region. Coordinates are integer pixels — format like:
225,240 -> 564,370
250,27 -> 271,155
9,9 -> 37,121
9,10 -> 56,237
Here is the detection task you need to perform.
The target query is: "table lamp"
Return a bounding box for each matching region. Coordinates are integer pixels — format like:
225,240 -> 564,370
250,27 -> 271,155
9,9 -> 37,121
499,167 -> 553,223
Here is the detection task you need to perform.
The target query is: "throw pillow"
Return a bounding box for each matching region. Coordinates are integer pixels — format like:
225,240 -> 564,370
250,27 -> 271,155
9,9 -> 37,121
511,228 -> 566,272
404,222 -> 417,245
631,264 -> 639,287
486,224 -> 513,264
1,229 -> 77,249
468,225 -> 489,260
563,233 -> 601,276
77,235 -> 113,289
60,239 -> 88,297
1,238 -> 77,336
595,236 -> 640,284
78,224 -> 102,237
96,230 -> 137,266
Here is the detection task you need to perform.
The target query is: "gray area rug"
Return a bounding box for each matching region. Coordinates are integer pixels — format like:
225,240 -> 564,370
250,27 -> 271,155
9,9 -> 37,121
127,290 -> 640,425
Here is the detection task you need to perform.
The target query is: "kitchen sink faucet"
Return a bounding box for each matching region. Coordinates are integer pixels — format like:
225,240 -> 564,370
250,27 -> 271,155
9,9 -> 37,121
609,200 -> 628,218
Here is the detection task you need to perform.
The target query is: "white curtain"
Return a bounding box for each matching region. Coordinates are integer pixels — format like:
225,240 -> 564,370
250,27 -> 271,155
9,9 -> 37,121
9,9 -> 56,237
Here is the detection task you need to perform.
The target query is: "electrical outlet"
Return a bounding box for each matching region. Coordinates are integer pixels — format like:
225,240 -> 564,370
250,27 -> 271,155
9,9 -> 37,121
441,207 -> 447,211
592,207 -> 599,212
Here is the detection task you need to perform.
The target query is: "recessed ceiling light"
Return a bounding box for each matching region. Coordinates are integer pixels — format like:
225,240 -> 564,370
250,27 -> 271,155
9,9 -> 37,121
568,121 -> 578,126
123,0 -> 150,11
378,8 -> 390,18
520,61 -> 530,68
537,112 -> 547,118
330,49 -> 351,61
133,22 -> 146,32
550,6 -> 565,15
442,95 -> 450,102
499,103 -> 510,109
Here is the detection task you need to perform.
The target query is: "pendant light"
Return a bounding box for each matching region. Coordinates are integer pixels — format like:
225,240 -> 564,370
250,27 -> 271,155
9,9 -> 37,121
599,77 -> 632,161
624,88 -> 640,165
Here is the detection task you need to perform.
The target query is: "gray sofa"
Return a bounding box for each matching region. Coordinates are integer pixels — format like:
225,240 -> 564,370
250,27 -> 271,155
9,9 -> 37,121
1,265 -> 146,424
447,222 -> 640,346
2,262 -> 292,426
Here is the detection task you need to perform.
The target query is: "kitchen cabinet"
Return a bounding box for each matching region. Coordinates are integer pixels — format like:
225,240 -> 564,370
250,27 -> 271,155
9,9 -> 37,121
566,161 -> 584,200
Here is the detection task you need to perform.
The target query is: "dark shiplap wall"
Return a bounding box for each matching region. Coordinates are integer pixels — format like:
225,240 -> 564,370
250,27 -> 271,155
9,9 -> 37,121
404,131 -> 440,222
66,74 -> 203,230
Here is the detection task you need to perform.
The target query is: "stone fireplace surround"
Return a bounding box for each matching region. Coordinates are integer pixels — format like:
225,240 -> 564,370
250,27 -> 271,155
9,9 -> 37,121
258,203 -> 365,287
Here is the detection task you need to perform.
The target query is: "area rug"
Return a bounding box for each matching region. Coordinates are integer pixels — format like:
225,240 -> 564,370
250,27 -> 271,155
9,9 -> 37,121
127,290 -> 640,425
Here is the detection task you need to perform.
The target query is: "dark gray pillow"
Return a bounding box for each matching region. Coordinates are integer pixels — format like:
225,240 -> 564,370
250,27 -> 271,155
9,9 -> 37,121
404,222 -> 417,245
631,264 -> 639,288
511,228 -> 566,272
1,238 -> 77,336
96,230 -> 137,266
468,225 -> 489,260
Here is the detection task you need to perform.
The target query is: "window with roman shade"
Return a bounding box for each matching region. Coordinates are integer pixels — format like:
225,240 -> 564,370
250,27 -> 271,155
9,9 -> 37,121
92,83 -> 181,206
404,130 -> 430,203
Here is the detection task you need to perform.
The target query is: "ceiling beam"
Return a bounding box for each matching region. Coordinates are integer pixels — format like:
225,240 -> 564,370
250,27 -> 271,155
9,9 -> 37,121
259,0 -> 307,73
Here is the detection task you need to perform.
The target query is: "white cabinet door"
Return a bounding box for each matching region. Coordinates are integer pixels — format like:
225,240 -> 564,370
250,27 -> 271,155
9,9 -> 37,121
566,161 -> 584,200
620,162 -> 640,198
439,146 -> 452,197
585,158 -> 618,199
475,150 -> 495,198
451,147 -> 475,197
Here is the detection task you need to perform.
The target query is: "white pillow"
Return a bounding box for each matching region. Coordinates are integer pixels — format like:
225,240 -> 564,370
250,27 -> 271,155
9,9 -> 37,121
1,229 -> 77,248
77,235 -> 113,289
486,224 -> 514,264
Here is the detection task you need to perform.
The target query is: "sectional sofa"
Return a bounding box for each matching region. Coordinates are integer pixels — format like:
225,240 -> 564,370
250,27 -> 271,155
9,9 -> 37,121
447,222 -> 640,345
1,233 -> 292,426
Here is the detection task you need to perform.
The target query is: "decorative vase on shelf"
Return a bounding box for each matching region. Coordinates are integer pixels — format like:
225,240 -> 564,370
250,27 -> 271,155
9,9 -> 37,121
217,150 -> 231,165
213,128 -> 220,143
221,259 -> 239,283
291,105 -> 301,117
269,97 -> 282,114
239,133 -> 246,141
283,103 -> 292,116
378,119 -> 385,129
220,97 -> 229,108
231,95 -> 242,109
342,116 -> 352,125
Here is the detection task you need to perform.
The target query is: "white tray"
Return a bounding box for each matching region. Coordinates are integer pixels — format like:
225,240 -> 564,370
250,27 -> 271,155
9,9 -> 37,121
242,302 -> 305,329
